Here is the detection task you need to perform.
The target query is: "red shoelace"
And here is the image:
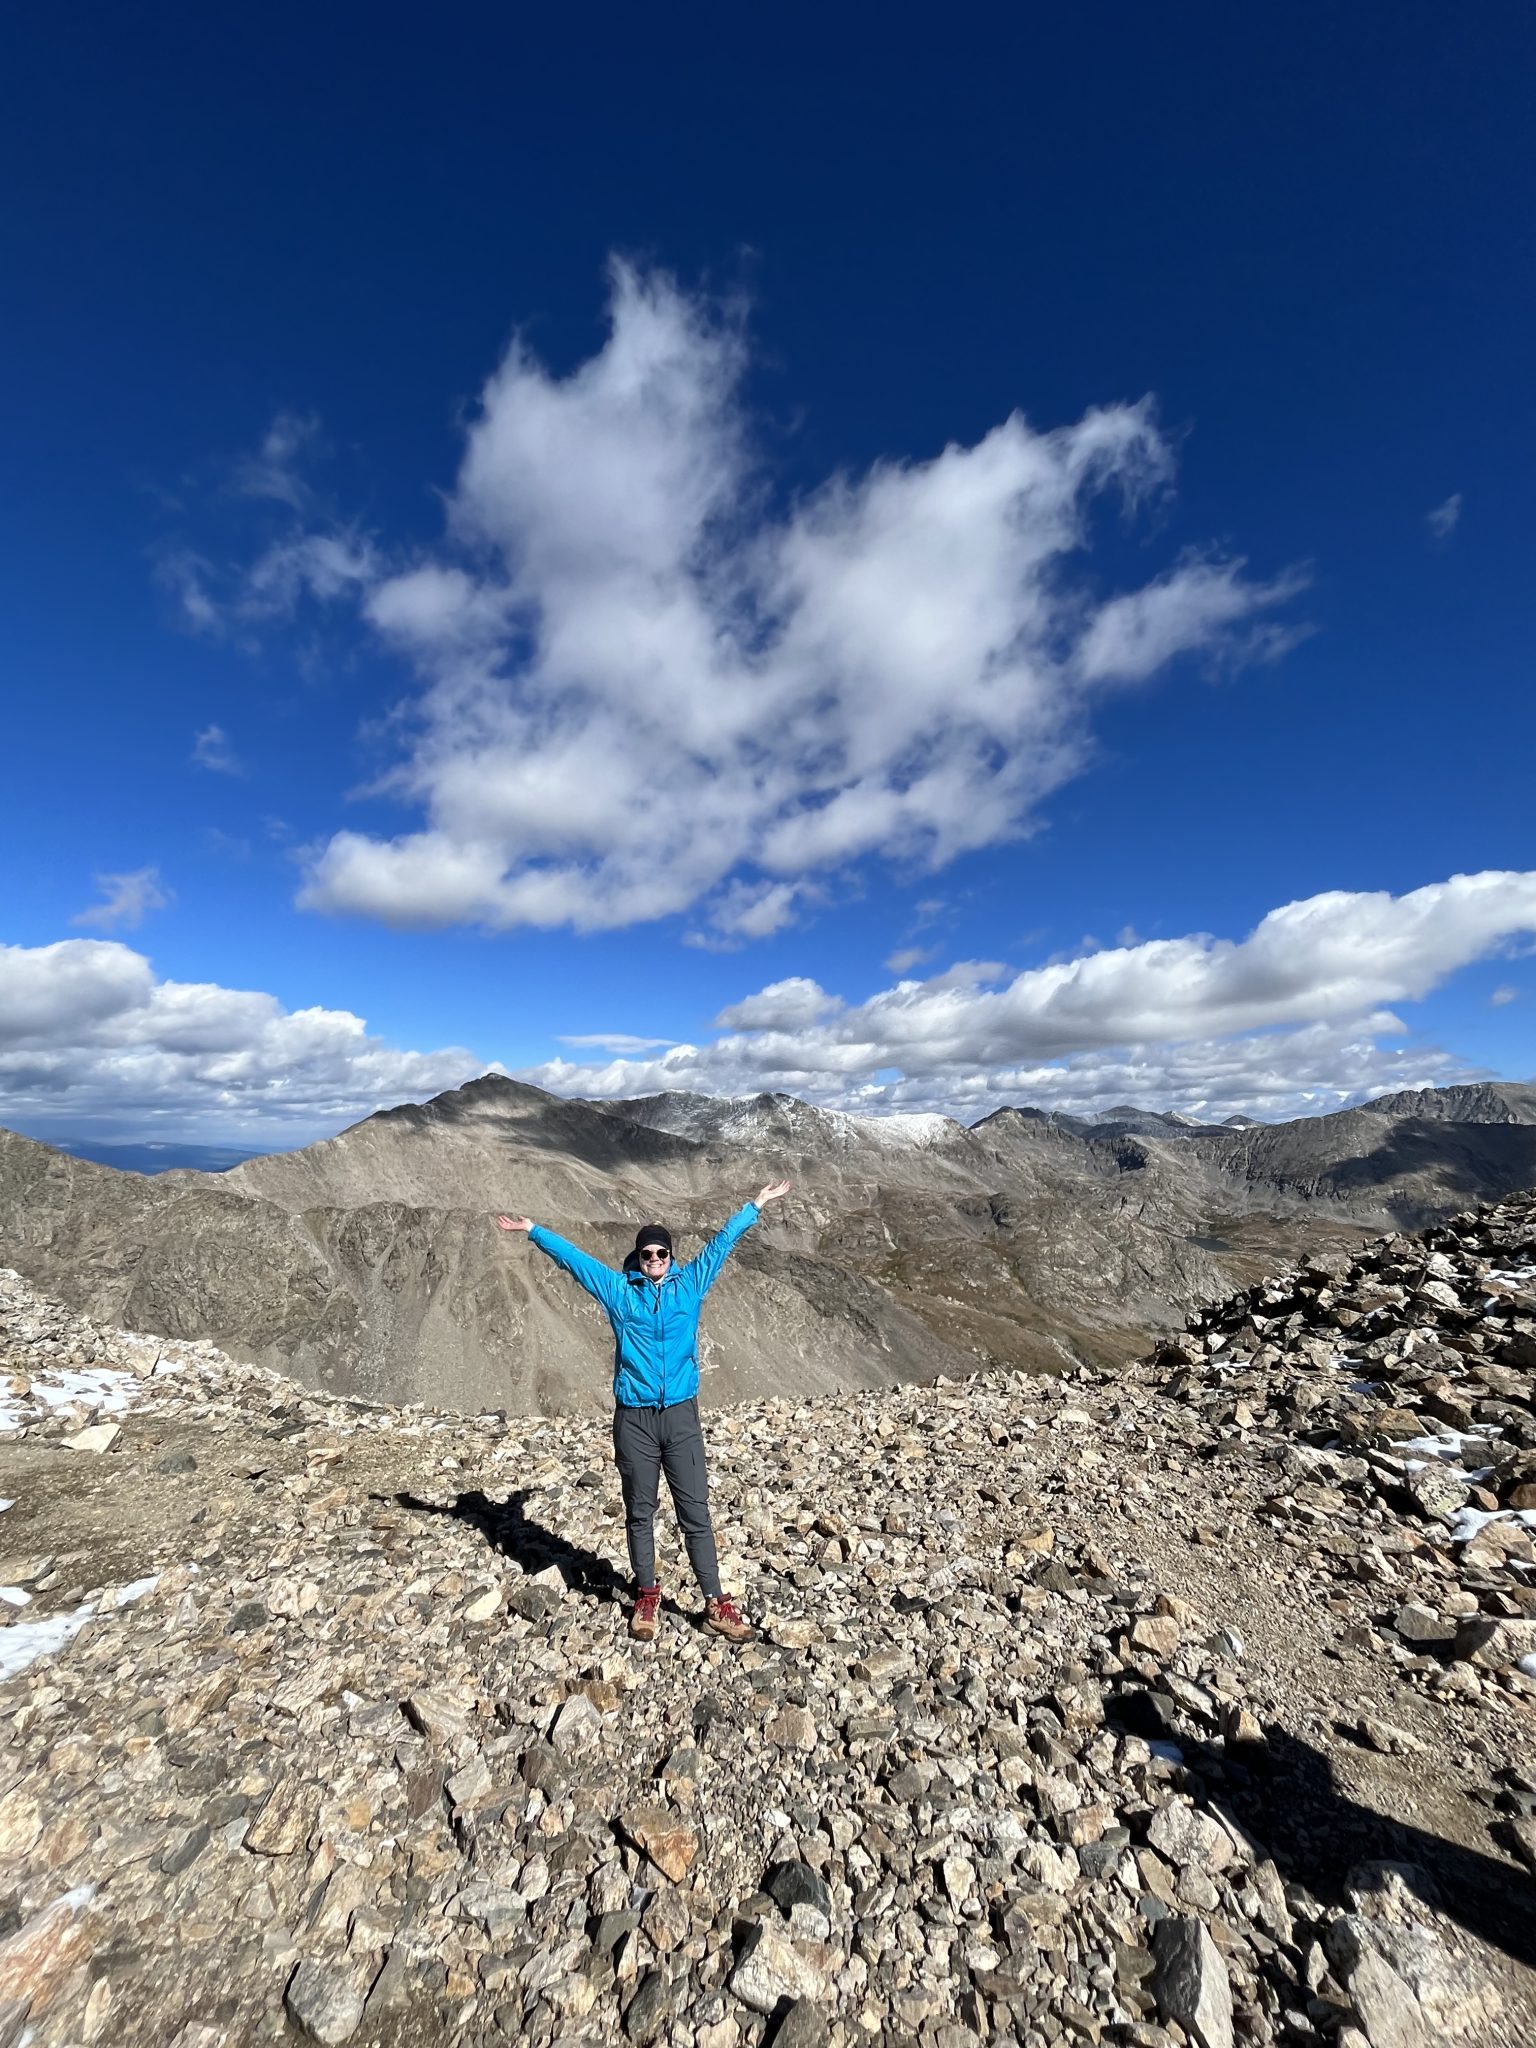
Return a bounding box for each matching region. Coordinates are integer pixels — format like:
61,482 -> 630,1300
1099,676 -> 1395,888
634,1587 -> 662,1622
709,1596 -> 744,1624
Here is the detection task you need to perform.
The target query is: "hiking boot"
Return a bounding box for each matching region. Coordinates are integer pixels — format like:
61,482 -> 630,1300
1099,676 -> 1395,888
629,1585 -> 662,1641
703,1594 -> 753,1642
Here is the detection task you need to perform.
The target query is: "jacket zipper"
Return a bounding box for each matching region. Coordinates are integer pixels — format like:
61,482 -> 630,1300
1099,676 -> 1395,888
658,1279 -> 668,1407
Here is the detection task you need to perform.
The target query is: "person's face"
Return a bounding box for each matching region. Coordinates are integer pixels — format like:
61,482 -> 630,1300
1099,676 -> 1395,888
639,1245 -> 671,1280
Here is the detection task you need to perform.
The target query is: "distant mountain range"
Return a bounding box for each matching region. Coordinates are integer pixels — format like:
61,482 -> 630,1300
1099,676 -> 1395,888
1,1077 -> 1532,1414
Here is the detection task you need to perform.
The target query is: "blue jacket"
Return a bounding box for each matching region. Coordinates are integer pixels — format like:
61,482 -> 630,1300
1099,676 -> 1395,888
528,1204 -> 759,1407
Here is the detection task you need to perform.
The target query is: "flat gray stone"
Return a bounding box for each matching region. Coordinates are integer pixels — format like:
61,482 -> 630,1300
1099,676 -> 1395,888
284,1958 -> 365,2044
1152,1915 -> 1233,2048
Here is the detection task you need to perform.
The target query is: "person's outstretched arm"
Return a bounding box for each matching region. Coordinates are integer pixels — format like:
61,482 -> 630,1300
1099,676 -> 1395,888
494,1214 -> 624,1314
682,1180 -> 791,1299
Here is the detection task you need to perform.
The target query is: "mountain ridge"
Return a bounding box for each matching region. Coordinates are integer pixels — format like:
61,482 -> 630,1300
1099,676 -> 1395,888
2,1077 -> 1534,1413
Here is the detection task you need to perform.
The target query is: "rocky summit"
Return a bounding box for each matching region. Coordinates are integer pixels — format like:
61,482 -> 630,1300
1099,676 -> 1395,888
2,1195 -> 1536,2048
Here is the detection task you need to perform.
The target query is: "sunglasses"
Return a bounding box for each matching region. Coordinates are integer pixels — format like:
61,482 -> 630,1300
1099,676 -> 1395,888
639,1246 -> 671,1261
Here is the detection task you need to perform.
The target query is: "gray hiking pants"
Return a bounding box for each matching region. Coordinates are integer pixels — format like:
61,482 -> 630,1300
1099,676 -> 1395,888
612,1396 -> 721,1597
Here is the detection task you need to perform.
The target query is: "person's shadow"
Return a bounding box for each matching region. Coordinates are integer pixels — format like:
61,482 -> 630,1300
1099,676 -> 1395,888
390,1488 -> 627,1603
1107,1684 -> 1536,1979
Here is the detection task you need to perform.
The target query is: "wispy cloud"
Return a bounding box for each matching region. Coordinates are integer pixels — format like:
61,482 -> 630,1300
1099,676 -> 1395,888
70,868 -> 171,933
885,945 -> 937,974
203,827 -> 253,861
192,725 -> 242,776
1426,492 -> 1463,540
1490,984 -> 1519,1007
157,413 -> 374,639
556,1032 -> 676,1053
276,263 -> 1306,939
1076,554 -> 1311,683
517,869 -> 1536,1122
231,410 -> 322,511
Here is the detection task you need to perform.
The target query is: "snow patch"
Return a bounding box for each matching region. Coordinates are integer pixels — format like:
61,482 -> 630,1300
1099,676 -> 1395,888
0,1361 -> 144,1434
0,1572 -> 161,1683
1391,1428 -> 1499,1464
1446,1506 -> 1536,1545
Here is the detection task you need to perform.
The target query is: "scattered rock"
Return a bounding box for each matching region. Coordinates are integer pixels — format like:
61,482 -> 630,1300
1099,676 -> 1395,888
1152,1915 -> 1233,2048
61,1423 -> 120,1454
0,1193 -> 1533,2048
284,1957 -> 366,2044
729,1922 -> 826,2013
621,1803 -> 699,1884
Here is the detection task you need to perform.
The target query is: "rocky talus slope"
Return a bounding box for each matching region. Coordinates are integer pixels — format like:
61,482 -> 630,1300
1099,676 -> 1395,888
2,1197 -> 1536,2048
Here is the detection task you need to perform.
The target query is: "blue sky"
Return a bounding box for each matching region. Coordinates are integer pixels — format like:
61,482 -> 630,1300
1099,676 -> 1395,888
2,3 -> 1533,1145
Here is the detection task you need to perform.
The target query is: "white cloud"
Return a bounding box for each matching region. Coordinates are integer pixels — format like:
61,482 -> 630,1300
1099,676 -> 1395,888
71,868 -> 171,933
556,1033 -> 675,1053
240,528 -> 377,618
1426,492 -> 1463,540
1490,985 -> 1519,1007
516,870 -> 1536,1122
0,942 -> 155,1043
291,262 -> 1304,936
0,940 -> 487,1142
192,725 -> 242,775
160,414 -> 374,638
158,551 -> 222,632
884,945 -> 936,974
1076,557 -> 1310,684
231,410 -> 322,511
696,876 -> 811,946
714,977 -> 844,1031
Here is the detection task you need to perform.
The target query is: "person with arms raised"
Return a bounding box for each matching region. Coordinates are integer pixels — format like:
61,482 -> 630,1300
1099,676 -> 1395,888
494,1181 -> 791,1641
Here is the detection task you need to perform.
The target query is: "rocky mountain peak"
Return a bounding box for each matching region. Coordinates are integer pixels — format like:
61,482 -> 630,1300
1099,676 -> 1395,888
1360,1082 -> 1536,1126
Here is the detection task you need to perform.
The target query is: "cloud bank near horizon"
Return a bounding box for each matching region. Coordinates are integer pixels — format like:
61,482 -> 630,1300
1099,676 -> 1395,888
0,939 -> 488,1140
516,870 -> 1536,1121
210,261 -> 1308,941
5,870 -> 1526,1142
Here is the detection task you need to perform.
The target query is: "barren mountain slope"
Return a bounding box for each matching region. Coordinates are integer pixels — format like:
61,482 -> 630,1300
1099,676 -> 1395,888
1357,1081 -> 1536,1123
3,1077 -> 1530,1414
1191,1107 -> 1536,1222
227,1076 -> 725,1216
0,1121 -> 969,1414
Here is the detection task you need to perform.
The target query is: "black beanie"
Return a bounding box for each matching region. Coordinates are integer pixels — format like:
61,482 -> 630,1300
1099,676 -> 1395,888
634,1222 -> 673,1256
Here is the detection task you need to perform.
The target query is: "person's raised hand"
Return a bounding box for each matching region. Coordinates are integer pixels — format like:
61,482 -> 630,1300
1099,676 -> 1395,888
494,1215 -> 534,1233
754,1179 -> 791,1207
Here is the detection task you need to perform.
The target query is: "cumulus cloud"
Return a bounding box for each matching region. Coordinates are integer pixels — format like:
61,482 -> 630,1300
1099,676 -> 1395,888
0,940 -> 486,1142
1426,492 -> 1463,540
192,725 -> 242,775
516,870 -> 1536,1122
294,263 -> 1304,936
71,868 -> 171,933
715,977 -> 844,1032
